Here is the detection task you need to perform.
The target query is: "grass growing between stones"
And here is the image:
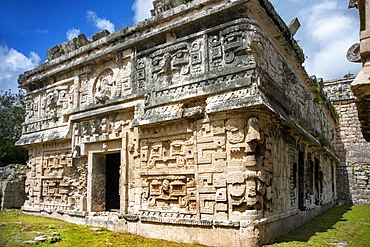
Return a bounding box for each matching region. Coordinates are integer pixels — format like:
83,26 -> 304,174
267,204 -> 370,247
0,210 -> 204,247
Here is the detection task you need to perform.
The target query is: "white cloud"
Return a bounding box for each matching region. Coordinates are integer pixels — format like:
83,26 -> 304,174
87,10 -> 115,33
0,44 -> 40,92
132,0 -> 152,23
66,28 -> 81,40
296,0 -> 361,80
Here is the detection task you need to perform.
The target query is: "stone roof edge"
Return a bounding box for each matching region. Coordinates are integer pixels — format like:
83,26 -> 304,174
15,125 -> 70,147
262,96 -> 339,162
18,0 -> 297,85
324,77 -> 355,85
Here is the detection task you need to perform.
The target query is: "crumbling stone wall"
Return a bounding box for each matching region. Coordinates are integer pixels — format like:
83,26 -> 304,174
0,164 -> 27,209
324,77 -> 370,204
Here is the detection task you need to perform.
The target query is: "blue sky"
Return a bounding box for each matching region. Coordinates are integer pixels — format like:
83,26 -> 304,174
0,0 -> 361,92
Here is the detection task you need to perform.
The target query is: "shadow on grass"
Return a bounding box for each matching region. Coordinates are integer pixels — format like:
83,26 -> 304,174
273,204 -> 353,243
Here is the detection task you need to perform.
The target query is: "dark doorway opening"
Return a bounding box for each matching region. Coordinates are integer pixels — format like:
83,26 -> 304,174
298,150 -> 305,210
105,153 -> 120,211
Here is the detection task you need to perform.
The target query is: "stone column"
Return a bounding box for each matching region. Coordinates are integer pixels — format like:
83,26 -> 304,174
350,0 -> 370,141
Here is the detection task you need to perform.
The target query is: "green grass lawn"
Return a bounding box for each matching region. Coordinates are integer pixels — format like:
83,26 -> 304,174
0,210 -> 204,247
0,205 -> 369,246
266,204 -> 370,247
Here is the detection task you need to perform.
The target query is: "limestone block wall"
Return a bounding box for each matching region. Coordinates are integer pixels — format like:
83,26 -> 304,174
1,180 -> 26,209
0,164 -> 27,209
324,77 -> 370,204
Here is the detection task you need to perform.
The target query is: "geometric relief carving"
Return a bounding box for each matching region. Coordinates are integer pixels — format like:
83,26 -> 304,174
198,171 -> 225,216
135,37 -> 204,96
197,121 -> 227,167
215,188 -> 227,202
42,152 -> 72,177
79,75 -> 89,107
209,34 -> 223,70
141,176 -> 196,212
200,194 -> 215,214
222,24 -> 258,67
136,58 -> 146,90
73,113 -> 131,145
198,143 -> 213,164
209,24 -> 260,70
140,136 -> 195,172
198,173 -> 216,193
23,82 -> 74,126
150,42 -> 190,88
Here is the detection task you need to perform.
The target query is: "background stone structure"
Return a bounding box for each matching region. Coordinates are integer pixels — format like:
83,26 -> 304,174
17,0 -> 340,246
324,77 -> 370,205
349,0 -> 370,141
0,164 -> 27,209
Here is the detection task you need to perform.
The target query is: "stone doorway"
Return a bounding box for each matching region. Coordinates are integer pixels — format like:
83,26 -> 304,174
89,152 -> 121,212
298,150 -> 305,210
106,153 -> 120,211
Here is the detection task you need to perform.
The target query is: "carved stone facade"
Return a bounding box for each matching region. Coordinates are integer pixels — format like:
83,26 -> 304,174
17,0 -> 339,246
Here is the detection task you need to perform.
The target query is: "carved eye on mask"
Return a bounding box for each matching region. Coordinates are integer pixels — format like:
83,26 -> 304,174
152,57 -> 161,66
175,51 -> 184,59
227,36 -> 236,42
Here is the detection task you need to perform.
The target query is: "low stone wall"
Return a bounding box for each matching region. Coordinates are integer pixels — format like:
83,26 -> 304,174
258,201 -> 335,245
348,164 -> 370,204
0,164 -> 27,209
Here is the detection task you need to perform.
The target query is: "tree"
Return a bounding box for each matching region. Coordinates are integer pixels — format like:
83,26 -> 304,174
0,90 -> 28,166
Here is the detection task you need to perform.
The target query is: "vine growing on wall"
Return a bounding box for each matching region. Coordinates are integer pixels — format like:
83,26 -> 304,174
312,77 -> 339,119
292,40 -> 306,64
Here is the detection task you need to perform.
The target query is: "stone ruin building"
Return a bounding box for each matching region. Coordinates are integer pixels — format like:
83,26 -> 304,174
323,77 -> 370,205
16,0 -> 368,246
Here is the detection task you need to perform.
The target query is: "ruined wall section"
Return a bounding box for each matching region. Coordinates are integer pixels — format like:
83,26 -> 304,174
324,78 -> 370,204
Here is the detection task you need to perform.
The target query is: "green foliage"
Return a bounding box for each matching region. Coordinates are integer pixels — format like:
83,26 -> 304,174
313,78 -> 327,104
0,90 -> 28,167
51,114 -> 59,123
312,78 -> 339,119
0,210 -> 205,247
182,0 -> 193,3
292,40 -> 305,64
319,136 -> 330,147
